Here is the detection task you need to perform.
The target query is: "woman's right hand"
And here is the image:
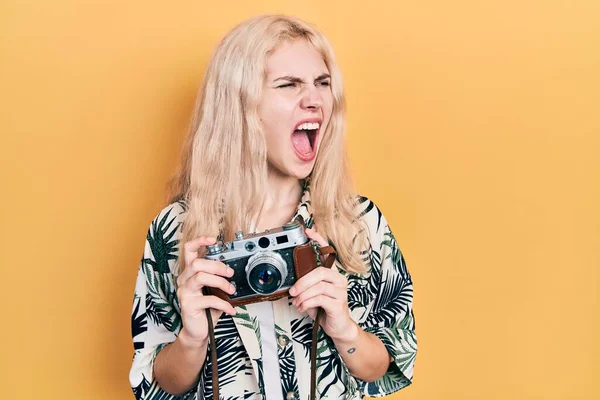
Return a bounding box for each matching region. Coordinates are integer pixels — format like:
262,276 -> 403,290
176,236 -> 237,348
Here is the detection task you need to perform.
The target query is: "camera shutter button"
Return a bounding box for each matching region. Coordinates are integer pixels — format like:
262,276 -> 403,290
235,231 -> 244,240
207,244 -> 223,255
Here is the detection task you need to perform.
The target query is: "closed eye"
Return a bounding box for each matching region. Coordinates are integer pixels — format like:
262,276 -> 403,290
277,83 -> 296,89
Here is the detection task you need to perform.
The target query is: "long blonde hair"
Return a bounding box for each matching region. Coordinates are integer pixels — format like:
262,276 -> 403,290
167,14 -> 367,274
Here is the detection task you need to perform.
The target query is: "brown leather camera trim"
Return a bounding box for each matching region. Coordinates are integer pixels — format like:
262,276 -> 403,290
293,242 -> 319,280
224,290 -> 289,308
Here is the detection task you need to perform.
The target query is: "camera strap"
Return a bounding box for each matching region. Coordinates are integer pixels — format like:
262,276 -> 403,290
205,245 -> 337,400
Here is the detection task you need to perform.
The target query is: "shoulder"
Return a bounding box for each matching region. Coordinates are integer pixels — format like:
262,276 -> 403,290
146,200 -> 188,237
142,200 -> 188,272
354,195 -> 388,237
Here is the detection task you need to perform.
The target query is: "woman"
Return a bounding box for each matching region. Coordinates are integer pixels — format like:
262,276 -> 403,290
130,14 -> 417,400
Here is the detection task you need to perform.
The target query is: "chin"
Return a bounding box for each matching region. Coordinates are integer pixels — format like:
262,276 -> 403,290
290,167 -> 313,180
268,155 -> 317,180
285,161 -> 315,180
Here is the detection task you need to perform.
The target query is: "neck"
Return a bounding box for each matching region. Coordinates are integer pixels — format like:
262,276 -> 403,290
263,166 -> 303,211
253,165 -> 304,231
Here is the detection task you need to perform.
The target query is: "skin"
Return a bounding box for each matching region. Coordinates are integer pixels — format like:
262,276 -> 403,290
258,38 -> 333,182
153,39 -> 390,395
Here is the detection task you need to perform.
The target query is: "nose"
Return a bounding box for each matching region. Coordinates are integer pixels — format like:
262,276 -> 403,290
300,85 -> 323,110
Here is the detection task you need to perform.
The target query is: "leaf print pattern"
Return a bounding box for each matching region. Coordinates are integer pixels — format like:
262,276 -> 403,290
255,358 -> 265,397
354,200 -> 418,397
315,333 -> 346,398
275,323 -> 298,398
143,380 -> 196,400
290,316 -> 313,359
132,374 -> 150,400
215,317 -> 248,387
132,294 -> 147,350
130,190 -> 416,399
145,207 -> 179,274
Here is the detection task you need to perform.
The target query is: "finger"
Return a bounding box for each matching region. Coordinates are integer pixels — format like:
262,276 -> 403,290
296,294 -> 337,314
198,295 -> 237,316
292,282 -> 345,307
305,228 -> 328,247
181,294 -> 237,316
177,258 -> 233,287
185,272 -> 236,294
183,236 -> 217,268
290,267 -> 346,296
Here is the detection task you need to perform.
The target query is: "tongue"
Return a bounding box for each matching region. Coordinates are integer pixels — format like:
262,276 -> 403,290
292,130 -> 312,154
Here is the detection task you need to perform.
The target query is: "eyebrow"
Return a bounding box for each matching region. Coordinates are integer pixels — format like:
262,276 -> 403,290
273,73 -> 331,83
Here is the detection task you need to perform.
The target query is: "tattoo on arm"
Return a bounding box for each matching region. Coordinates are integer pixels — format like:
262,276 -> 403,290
347,347 -> 356,354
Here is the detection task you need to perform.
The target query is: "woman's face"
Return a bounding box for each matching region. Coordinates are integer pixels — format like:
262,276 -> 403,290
258,39 -> 334,180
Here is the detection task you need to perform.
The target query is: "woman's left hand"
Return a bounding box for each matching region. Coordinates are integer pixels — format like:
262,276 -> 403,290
289,228 -> 358,342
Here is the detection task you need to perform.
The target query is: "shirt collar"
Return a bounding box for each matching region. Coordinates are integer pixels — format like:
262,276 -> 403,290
292,178 -> 315,230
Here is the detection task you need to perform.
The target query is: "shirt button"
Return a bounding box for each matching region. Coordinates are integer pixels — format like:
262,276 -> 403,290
277,334 -> 290,347
286,391 -> 298,400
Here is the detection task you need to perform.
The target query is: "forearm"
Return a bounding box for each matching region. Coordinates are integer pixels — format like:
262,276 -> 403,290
153,329 -> 208,395
332,321 -> 390,382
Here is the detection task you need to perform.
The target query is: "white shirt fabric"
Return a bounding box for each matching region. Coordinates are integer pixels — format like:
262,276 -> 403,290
246,301 -> 284,400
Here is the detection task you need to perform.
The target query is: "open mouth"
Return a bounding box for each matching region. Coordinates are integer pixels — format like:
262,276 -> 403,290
291,121 -> 320,160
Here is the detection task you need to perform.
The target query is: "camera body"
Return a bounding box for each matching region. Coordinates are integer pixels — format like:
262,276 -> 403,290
204,220 -> 318,307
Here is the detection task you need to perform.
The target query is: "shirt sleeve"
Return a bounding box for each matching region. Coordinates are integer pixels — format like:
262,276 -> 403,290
356,200 -> 418,397
129,205 -> 197,400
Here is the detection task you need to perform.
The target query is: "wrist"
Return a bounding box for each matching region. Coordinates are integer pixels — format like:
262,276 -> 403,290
332,320 -> 360,344
178,328 -> 209,351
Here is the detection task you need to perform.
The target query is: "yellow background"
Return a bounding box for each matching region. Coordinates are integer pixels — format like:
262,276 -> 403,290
1,0 -> 598,399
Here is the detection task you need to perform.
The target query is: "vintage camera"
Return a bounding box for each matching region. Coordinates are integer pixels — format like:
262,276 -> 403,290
204,220 -> 320,306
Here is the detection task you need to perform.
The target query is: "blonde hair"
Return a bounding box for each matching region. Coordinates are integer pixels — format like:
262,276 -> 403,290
167,14 -> 367,274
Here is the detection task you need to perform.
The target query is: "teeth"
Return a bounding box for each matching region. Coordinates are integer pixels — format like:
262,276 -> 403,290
296,122 -> 320,131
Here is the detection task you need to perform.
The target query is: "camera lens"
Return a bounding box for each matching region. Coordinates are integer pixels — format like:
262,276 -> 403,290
246,251 -> 288,295
248,263 -> 281,294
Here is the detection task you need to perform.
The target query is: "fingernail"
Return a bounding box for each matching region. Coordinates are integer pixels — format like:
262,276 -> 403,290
227,267 -> 234,276
229,284 -> 236,293
289,287 -> 296,296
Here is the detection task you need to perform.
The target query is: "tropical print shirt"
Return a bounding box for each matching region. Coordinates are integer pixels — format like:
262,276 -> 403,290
129,186 -> 417,400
